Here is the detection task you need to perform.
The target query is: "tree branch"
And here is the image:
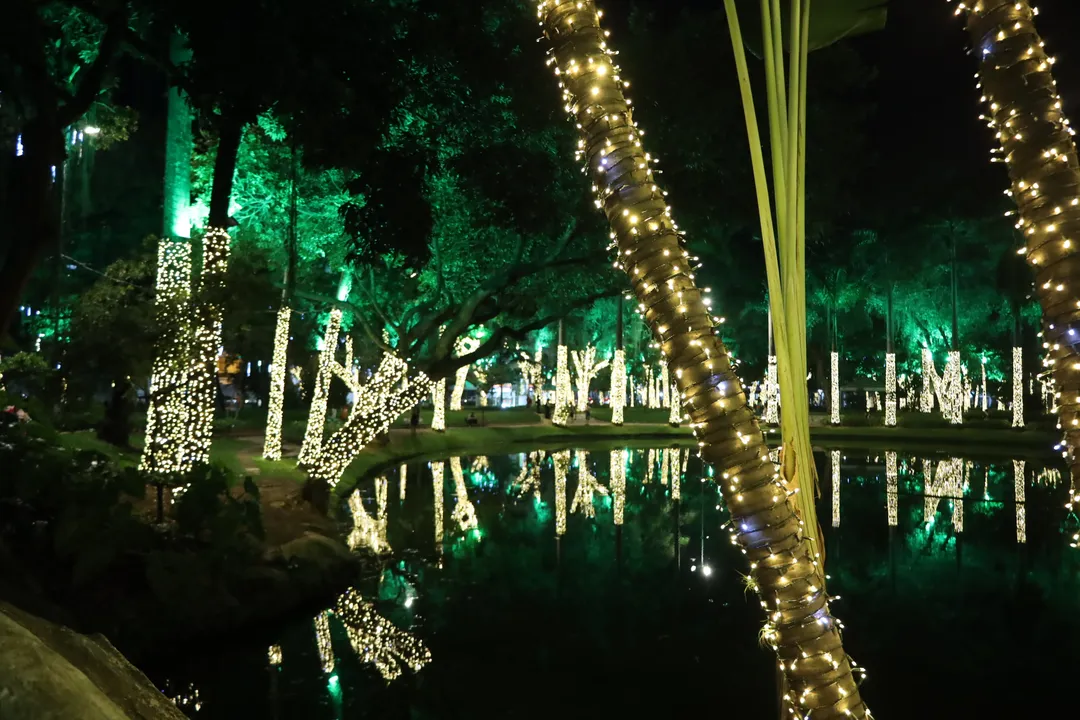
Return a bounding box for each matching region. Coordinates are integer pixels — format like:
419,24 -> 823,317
57,6 -> 126,127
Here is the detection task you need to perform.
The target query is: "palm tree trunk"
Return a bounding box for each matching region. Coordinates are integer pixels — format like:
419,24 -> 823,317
962,1 -> 1080,506
536,2 -> 867,716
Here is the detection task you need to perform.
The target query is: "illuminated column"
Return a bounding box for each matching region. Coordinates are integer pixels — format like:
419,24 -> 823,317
920,348 -> 934,412
450,365 -> 468,411
628,374 -> 636,407
1012,346 -> 1024,427
432,461 -> 444,549
572,345 -> 609,412
980,358 -> 988,412
885,353 -> 897,427
399,463 -> 407,502
431,378 -> 446,432
554,449 -> 569,536
536,2 -> 865,714
831,450 -> 841,528
886,451 -> 898,527
611,349 -> 627,425
660,361 -> 671,409
141,239 -> 194,473
188,227 -> 231,466
941,351 -> 964,424
1013,459 -> 1026,544
610,448 -> 626,525
263,306 -> 292,460
314,611 -> 334,674
553,344 -> 572,425
829,351 -> 840,425
299,310 -> 341,467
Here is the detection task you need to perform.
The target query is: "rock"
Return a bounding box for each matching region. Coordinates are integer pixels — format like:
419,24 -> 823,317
279,532 -> 353,573
0,602 -> 186,720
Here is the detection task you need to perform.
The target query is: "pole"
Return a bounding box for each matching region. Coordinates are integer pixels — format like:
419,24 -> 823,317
951,234 -> 959,351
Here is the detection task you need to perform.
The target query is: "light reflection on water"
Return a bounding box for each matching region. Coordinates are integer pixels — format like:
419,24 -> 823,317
158,445 -> 1078,719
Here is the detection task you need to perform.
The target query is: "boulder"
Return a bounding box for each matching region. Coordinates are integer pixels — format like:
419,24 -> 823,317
0,603 -> 185,720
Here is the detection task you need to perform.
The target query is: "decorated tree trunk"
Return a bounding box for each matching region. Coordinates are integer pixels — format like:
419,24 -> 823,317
962,0 -> 1080,509
535,2 -> 867,715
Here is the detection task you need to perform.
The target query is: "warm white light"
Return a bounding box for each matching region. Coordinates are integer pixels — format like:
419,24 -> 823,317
610,349 -> 627,425
553,345 -> 573,425
767,354 -> 780,424
263,305 -> 292,460
885,353 -> 897,427
829,352 -> 840,425
609,448 -> 626,525
1012,346 -> 1024,427
1014,459 -> 1027,544
886,451 -> 898,527
831,450 -> 841,528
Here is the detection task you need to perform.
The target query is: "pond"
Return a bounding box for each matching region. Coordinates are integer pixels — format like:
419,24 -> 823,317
151,444 -> 1080,719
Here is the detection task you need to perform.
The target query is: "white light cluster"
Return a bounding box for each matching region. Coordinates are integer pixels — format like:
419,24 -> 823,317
450,336 -> 481,411
571,345 -> 610,411
1014,459 -> 1027,544
188,226 -> 231,467
886,451 -> 898,527
571,450 -> 607,518
553,345 -> 572,425
299,310 -> 342,467
450,457 -> 478,532
924,457 -> 964,531
920,348 -> 935,413
263,305 -> 292,460
335,588 -> 431,681
829,352 -> 839,425
609,448 -> 626,525
399,463 -> 407,502
303,343 -> 431,487
514,450 -> 545,502
937,351 -> 964,425
885,353 -> 897,427
431,378 -> 446,432
347,477 -> 390,554
432,461 -> 444,549
314,611 -> 334,674
141,238 -> 195,474
668,366 -> 682,426
1012,346 -> 1024,427
554,449 -> 569,536
831,450 -> 841,528
610,348 -> 627,425
669,447 -> 682,500
268,645 -> 282,667
765,355 -> 780,425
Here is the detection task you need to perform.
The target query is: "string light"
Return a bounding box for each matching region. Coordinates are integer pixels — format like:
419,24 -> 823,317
938,351 -> 964,424
885,353 -> 897,427
263,305 -> 292,460
920,348 -> 934,412
611,348 -> 627,425
141,239 -> 194,473
831,450 -> 841,528
668,366 -> 682,426
829,352 -> 840,425
518,349 -> 543,402
610,448 -> 626,525
1012,346 -> 1024,427
553,345 -> 572,425
335,588 -> 431,681
188,226 -> 231,466
571,450 -> 607,518
399,463 -> 407,502
886,451 -> 898,527
450,336 -> 481,411
431,461 -> 446,552
450,457 -> 478,532
669,447 -> 681,500
431,378 -> 446,432
924,457 -> 964,531
536,2 -> 864,713
302,346 -> 431,487
347,477 -> 390,554
314,611 -> 334,674
571,345 -> 610,411
268,645 -> 283,667
554,449 -> 569,536
1013,459 -> 1027,544
514,450 -> 545,503
299,310 -> 341,466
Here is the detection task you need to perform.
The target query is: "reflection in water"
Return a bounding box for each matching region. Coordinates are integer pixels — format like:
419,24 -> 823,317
335,588 -> 431,681
832,450 -> 841,528
670,448 -> 682,500
315,610 -> 335,674
1014,460 -> 1026,544
399,463 -> 407,502
886,452 -> 898,527
267,645 -> 282,666
554,450 -> 569,536
924,458 -> 964,531
571,449 -> 607,518
347,476 -> 390,553
450,457 -> 478,532
610,449 -> 626,525
514,450 -> 545,502
432,461 -> 444,549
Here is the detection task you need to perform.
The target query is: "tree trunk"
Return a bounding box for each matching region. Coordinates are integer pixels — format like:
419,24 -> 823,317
963,2 -> 1080,484
536,3 -> 867,716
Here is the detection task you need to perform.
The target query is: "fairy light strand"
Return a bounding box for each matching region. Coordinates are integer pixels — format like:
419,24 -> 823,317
263,305 -> 292,460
